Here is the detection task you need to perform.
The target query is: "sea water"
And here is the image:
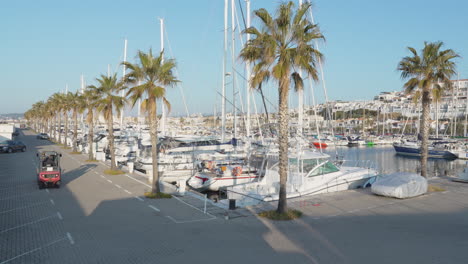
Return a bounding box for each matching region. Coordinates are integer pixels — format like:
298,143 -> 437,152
323,145 -> 468,179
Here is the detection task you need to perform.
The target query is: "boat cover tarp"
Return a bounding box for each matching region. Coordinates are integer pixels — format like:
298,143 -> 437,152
371,172 -> 427,199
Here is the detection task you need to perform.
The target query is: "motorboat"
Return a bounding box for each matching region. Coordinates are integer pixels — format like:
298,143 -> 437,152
347,135 -> 366,146
135,136 -> 237,183
311,141 -> 328,149
216,147 -> 379,207
393,140 -> 458,159
187,151 -> 261,191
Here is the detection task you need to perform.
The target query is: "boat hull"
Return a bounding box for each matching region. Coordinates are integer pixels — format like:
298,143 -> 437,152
393,144 -> 457,159
188,173 -> 259,191
312,142 -> 328,149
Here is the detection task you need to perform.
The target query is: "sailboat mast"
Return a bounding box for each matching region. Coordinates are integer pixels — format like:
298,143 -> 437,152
306,1 -> 333,136
231,0 -> 237,140
454,75 -> 460,136
298,0 -> 304,136
464,73 -> 468,137
137,80 -> 142,125
120,38 -> 127,128
80,74 -> 85,129
221,0 -> 228,142
160,18 -> 166,136
245,0 -> 251,139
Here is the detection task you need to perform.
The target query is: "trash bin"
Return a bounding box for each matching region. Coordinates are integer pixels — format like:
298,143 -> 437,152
229,199 -> 236,210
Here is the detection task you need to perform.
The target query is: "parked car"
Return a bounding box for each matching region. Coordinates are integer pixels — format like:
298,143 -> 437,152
12,130 -> 19,136
0,140 -> 26,153
37,133 -> 50,140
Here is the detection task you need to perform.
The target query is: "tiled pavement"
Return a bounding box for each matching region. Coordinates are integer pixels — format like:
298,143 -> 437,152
2,130 -> 468,264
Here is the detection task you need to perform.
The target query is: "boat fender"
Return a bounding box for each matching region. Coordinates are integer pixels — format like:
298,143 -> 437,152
232,166 -> 242,176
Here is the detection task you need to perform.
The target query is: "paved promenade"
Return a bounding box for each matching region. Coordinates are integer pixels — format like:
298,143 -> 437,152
1,130 -> 468,263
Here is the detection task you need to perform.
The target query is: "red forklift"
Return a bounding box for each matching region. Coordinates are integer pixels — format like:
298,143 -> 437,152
37,151 -> 62,189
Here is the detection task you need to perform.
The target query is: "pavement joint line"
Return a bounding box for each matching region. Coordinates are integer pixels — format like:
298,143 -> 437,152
0,201 -> 50,215
66,232 -> 75,245
166,215 -> 216,224
49,146 -> 219,219
0,191 -> 43,201
148,205 -> 160,212
0,214 -> 57,234
0,236 -> 68,264
57,212 -> 63,220
172,195 -> 217,218
124,189 -> 132,194
50,199 -> 55,206
0,183 -> 33,191
124,174 -> 151,188
123,172 -> 218,217
115,184 -> 122,189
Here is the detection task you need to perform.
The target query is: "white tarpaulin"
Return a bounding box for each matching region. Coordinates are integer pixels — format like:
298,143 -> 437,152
371,172 -> 428,199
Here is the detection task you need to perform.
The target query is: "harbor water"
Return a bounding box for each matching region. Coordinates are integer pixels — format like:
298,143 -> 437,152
324,145 -> 468,180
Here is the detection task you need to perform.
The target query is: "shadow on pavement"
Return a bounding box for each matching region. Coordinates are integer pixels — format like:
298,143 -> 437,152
3,129 -> 468,264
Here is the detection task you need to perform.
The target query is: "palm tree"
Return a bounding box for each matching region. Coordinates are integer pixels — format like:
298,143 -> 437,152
28,101 -> 45,132
239,1 -> 324,214
47,94 -> 59,142
67,92 -> 82,152
49,92 -> 67,144
88,74 -> 126,171
123,50 -> 178,194
80,89 -> 99,161
62,94 -> 71,147
398,41 -> 459,177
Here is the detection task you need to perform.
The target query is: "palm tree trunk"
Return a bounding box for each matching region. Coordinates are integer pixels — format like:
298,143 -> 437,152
73,110 -> 78,152
258,83 -> 270,123
420,89 -> 431,177
54,115 -> 57,141
277,78 -> 289,214
64,111 -> 69,147
88,112 -> 95,160
107,109 -> 117,170
150,99 -> 160,194
58,113 -> 62,144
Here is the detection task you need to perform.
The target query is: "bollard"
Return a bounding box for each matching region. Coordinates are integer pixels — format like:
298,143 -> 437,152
127,162 -> 134,173
229,199 -> 236,210
96,152 -> 105,161
178,179 -> 186,195
204,194 -> 207,214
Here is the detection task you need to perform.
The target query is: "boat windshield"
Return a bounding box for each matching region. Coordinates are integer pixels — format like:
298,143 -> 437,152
303,158 -> 339,177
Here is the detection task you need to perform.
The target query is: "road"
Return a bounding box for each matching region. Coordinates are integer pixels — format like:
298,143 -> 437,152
1,129 -> 468,264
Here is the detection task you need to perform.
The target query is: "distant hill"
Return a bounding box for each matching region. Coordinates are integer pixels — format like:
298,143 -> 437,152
0,113 -> 24,120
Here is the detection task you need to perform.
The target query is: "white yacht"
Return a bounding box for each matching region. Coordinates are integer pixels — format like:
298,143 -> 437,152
187,151 -> 259,191
134,136 -> 236,182
220,148 -> 378,207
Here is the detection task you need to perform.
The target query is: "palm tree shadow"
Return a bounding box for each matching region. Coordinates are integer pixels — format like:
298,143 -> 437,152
61,163 -> 98,185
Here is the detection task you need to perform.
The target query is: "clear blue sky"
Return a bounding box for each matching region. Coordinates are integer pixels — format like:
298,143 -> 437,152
2,0 -> 467,115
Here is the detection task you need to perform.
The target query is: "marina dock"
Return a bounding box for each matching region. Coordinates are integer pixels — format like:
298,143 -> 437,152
2,129 -> 468,263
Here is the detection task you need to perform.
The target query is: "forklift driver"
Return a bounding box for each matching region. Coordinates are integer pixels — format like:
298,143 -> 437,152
44,155 -> 55,167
